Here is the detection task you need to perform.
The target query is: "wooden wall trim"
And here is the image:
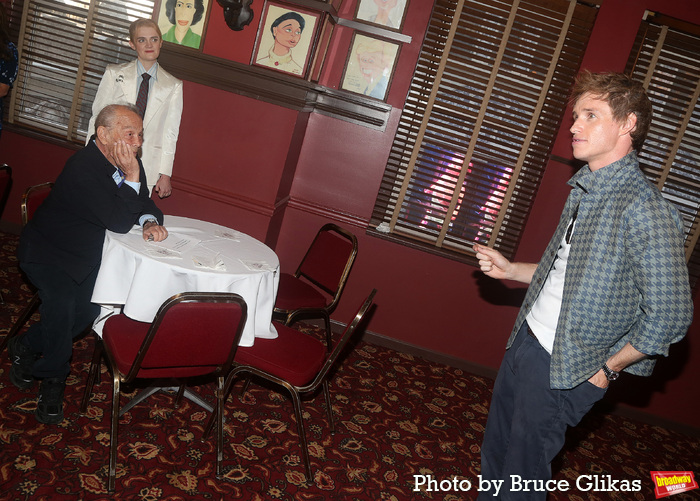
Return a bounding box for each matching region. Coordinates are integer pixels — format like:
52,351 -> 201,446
159,46 -> 393,131
168,178 -> 369,229
287,197 -> 368,229
172,177 -> 275,217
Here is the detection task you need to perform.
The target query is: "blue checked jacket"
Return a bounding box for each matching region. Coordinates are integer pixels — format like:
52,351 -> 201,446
508,152 -> 693,389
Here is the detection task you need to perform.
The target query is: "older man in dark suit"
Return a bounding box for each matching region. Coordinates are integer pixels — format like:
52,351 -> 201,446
10,104 -> 168,424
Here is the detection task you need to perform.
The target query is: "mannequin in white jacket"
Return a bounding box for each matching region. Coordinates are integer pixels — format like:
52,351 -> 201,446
87,18 -> 183,198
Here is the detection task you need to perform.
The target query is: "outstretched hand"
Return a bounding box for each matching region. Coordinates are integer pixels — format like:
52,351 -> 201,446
473,243 -> 512,280
473,243 -> 537,284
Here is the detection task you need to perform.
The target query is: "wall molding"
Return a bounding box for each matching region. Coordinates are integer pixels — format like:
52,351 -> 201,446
159,46 -> 393,131
287,197 -> 368,229
170,177 -> 368,229
172,177 -> 275,217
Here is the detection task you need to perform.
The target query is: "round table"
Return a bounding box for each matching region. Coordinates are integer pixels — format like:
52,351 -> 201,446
91,215 -> 279,346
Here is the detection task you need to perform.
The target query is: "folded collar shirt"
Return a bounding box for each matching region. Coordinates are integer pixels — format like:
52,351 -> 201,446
508,151 -> 693,389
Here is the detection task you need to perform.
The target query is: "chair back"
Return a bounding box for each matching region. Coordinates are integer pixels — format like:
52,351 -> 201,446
123,292 -> 247,381
302,289 -> 376,392
21,182 -> 54,226
0,165 -> 11,217
296,223 -> 358,303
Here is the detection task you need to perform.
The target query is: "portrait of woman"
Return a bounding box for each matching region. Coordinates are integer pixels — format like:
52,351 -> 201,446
253,4 -> 319,78
256,12 -> 305,75
159,0 -> 207,49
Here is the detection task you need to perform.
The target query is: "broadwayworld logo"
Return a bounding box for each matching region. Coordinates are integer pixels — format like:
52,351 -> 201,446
650,471 -> 698,499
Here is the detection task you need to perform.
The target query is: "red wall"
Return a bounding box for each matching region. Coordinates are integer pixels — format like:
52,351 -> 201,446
1,0 -> 699,429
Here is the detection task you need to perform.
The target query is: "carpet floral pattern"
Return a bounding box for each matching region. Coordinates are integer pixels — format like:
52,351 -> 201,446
0,232 -> 698,500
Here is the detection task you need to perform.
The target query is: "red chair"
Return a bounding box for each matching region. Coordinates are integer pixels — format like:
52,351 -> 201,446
81,292 -> 247,493
0,182 -> 54,352
206,289 -> 376,480
273,223 -> 358,349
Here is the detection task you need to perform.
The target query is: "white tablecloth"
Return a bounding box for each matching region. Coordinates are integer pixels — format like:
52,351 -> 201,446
91,215 -> 279,346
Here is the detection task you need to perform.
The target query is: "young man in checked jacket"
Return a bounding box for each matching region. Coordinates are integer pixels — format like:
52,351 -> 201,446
473,71 -> 693,500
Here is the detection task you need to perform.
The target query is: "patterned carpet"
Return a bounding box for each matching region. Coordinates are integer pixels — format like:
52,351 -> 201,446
0,231 -> 698,500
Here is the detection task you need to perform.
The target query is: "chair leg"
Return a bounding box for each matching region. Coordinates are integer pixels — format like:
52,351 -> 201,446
322,313 -> 332,351
322,380 -> 335,434
0,293 -> 40,353
203,368 -> 238,440
288,387 -> 313,480
108,375 -> 121,493
174,385 -> 186,408
81,335 -> 104,414
216,375 -> 224,478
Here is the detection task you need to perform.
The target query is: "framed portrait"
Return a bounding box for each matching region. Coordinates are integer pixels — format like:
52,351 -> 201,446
252,1 -> 322,78
340,33 -> 400,101
354,0 -> 409,32
155,0 -> 213,51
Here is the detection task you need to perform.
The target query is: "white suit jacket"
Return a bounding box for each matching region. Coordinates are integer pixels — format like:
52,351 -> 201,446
87,60 -> 183,189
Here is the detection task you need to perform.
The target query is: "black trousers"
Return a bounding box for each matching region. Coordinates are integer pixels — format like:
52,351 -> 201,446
478,322 -> 607,500
19,261 -> 100,379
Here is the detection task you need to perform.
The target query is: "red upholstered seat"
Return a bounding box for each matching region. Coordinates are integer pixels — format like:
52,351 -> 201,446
273,224 -> 358,350
207,290 -> 376,481
104,302 -> 243,379
81,292 -> 248,493
234,322 -> 327,387
274,273 -> 328,310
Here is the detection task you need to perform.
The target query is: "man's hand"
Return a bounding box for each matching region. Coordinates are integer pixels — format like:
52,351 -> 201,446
474,243 -> 512,280
473,243 -> 538,284
111,139 -> 140,182
143,220 -> 168,242
154,174 -> 172,198
588,369 -> 609,389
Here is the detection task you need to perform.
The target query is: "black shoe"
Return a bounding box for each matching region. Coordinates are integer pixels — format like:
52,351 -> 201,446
35,377 -> 66,424
8,336 -> 36,390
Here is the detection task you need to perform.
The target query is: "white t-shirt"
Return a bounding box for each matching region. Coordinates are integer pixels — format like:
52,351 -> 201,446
525,219 -> 576,353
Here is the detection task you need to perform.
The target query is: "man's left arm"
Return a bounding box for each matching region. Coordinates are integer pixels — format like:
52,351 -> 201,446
594,201 -> 694,386
589,343 -> 646,388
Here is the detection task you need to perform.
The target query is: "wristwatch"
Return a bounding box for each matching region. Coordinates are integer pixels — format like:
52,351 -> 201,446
602,363 -> 620,381
144,218 -> 158,227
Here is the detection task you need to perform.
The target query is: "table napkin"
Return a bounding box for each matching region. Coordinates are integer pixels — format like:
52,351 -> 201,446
144,247 -> 181,259
192,252 -> 226,271
239,259 -> 277,272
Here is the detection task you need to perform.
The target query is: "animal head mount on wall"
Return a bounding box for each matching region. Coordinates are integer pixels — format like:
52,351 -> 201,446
217,0 -> 254,31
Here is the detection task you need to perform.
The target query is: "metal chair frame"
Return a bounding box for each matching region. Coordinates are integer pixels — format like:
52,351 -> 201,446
206,289 -> 376,479
273,223 -> 358,349
82,292 -> 248,492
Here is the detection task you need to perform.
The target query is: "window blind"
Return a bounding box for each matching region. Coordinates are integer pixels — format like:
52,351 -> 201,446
625,12 -> 700,289
369,0 -> 598,262
8,0 -> 155,142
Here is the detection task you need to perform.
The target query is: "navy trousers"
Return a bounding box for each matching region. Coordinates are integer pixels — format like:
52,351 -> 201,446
19,261 -> 100,379
478,323 -> 607,500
